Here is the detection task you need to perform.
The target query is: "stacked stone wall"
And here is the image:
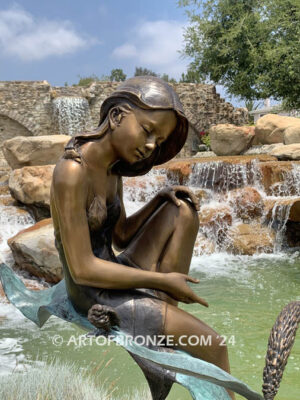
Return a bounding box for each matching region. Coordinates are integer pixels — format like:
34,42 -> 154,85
0,80 -> 248,160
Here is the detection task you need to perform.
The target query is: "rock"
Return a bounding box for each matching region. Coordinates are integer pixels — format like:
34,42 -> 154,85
163,161 -> 192,184
199,204 -> 233,245
259,161 -> 300,196
228,187 -> 264,221
284,125 -> 300,144
264,198 -> 300,223
243,143 -> 283,155
255,114 -> 300,144
228,223 -> 275,255
7,218 -> 62,283
270,143 -> 300,160
8,165 -> 54,220
285,221 -> 300,247
3,135 -> 70,169
198,144 -> 209,152
123,175 -> 167,202
193,151 -> 216,158
209,124 -> 255,156
194,189 -> 212,204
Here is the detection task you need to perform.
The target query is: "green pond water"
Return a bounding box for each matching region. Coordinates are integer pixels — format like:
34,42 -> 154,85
0,253 -> 299,400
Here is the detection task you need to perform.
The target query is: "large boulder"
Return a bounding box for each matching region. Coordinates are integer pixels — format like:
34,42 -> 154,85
270,143 -> 300,161
8,218 -> 62,283
209,124 -> 255,156
2,135 -> 70,169
284,125 -> 300,144
228,223 -> 275,255
8,165 -> 54,220
255,114 -> 300,144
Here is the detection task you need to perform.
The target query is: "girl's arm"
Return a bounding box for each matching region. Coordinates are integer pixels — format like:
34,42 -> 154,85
113,177 -> 199,249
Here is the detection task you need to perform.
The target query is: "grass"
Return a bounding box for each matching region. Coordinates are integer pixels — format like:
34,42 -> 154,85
0,359 -> 151,400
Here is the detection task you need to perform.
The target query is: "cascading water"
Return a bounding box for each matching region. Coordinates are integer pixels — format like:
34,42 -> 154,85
0,195 -> 34,266
123,161 -> 300,255
52,97 -> 92,136
0,163 -> 300,398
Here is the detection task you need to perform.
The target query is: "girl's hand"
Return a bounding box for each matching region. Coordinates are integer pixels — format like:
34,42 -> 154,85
157,186 -> 199,211
163,272 -> 208,307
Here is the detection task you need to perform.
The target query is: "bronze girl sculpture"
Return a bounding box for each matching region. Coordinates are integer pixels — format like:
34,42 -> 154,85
50,76 -> 234,398
1,76 -> 298,400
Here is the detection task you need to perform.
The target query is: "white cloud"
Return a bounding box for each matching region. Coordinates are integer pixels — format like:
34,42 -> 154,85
112,20 -> 189,79
0,6 -> 96,61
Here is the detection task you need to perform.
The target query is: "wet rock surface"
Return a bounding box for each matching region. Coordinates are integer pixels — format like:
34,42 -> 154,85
7,218 -> 62,283
3,135 -> 70,169
228,223 -> 275,255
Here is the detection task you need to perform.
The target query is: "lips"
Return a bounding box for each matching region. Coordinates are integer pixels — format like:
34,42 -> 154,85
136,148 -> 145,159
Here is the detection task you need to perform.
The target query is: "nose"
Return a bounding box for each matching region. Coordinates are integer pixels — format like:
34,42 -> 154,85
145,135 -> 156,152
145,142 -> 155,151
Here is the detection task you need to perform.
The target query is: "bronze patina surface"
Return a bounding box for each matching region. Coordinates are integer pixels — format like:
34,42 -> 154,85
50,76 -> 235,399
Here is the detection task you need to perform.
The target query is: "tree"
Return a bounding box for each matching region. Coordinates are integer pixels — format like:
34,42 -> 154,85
179,0 -> 300,109
180,69 -> 202,83
73,74 -> 110,86
160,73 -> 177,83
74,74 -> 99,86
110,68 -> 127,82
134,67 -> 158,77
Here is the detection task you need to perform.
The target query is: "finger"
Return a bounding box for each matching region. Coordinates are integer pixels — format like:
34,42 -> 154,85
174,188 -> 200,211
186,276 -> 200,284
169,192 -> 181,207
194,295 -> 209,307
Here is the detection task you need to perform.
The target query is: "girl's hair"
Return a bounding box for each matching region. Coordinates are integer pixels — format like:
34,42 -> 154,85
63,76 -> 188,176
63,100 -> 135,163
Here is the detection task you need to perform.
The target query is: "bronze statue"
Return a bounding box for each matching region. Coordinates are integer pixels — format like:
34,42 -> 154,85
49,76 -> 234,399
0,76 -> 298,400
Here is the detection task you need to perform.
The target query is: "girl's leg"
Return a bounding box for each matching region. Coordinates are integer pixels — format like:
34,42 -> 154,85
123,199 -> 199,275
164,305 -> 235,400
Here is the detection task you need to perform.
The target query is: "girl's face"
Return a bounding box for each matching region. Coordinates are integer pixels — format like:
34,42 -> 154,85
110,108 -> 177,164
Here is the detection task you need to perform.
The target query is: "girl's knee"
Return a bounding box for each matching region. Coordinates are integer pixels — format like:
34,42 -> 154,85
177,199 -> 199,230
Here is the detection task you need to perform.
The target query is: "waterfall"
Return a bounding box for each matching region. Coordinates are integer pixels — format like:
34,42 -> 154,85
123,160 -> 299,255
52,97 -> 92,136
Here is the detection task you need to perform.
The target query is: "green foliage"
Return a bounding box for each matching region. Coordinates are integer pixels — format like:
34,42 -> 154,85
134,67 -> 176,83
179,0 -> 300,109
110,68 -> 127,82
160,73 -> 177,83
200,132 -> 210,148
180,69 -> 202,83
134,67 -> 158,77
74,74 -> 100,86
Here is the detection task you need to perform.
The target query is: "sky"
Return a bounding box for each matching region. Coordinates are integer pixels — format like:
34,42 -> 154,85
0,0 -> 242,106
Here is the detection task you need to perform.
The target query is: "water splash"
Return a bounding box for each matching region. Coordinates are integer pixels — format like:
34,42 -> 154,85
52,97 -> 92,136
0,198 -> 34,265
267,203 -> 293,253
187,160 -> 263,192
270,163 -> 300,197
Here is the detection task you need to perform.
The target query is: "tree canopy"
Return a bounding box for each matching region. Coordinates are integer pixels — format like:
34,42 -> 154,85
109,68 -> 127,82
179,0 -> 300,108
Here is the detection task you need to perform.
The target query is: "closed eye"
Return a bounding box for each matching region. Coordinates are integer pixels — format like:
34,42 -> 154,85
142,126 -> 151,135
